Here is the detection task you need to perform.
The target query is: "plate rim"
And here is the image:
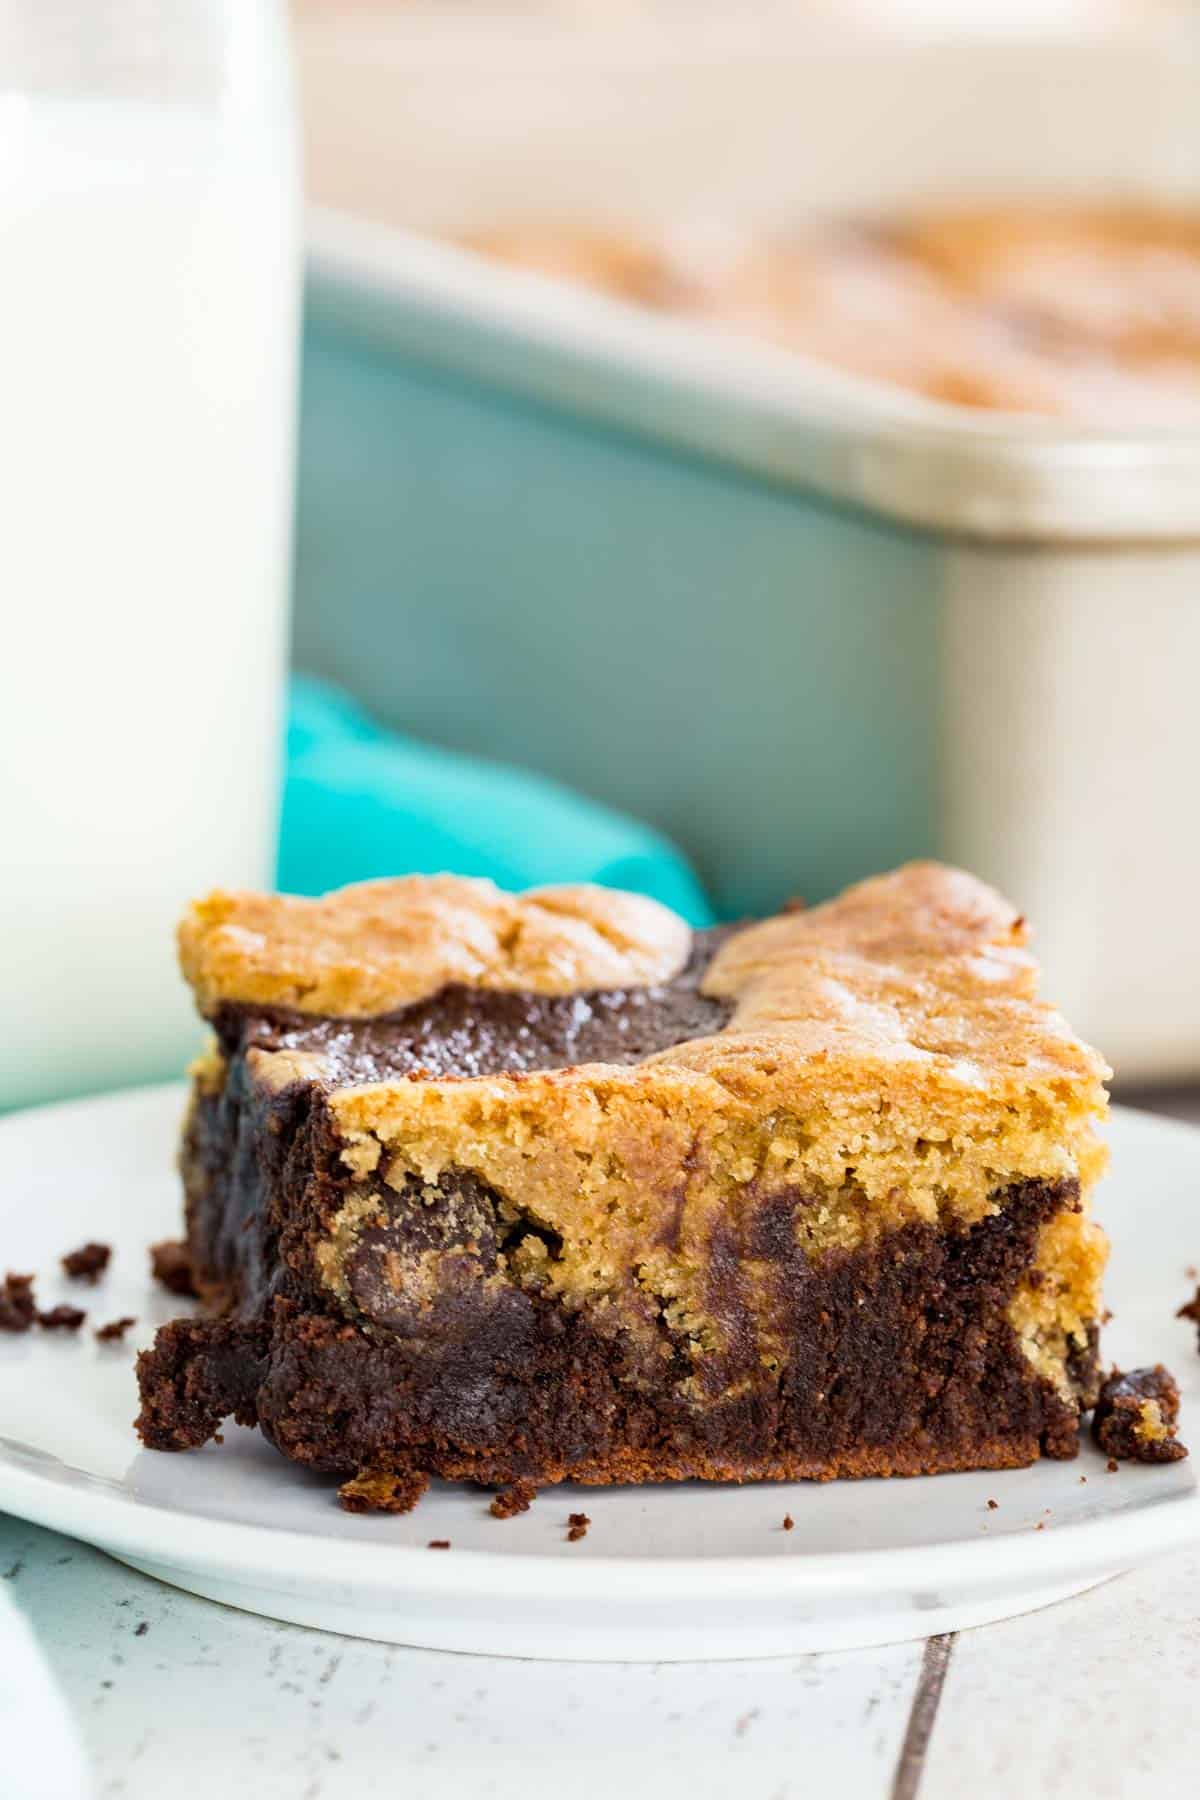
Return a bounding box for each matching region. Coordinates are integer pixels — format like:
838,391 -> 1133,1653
0,1083 -> 1197,1606
0,1453 -> 1196,1603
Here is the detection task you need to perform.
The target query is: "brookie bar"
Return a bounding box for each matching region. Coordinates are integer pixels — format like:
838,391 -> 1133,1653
136,863 -> 1109,1491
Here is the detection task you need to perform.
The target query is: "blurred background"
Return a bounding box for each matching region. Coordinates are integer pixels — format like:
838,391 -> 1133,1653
4,0 -> 1200,1108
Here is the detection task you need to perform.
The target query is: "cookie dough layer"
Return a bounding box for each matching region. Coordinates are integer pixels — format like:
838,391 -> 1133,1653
179,877 -> 693,1017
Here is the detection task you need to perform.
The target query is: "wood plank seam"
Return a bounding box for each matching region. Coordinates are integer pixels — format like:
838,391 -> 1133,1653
890,1633 -> 957,1800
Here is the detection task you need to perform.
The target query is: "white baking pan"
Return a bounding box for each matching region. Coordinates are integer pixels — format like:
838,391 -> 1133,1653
294,19 -> 1200,1076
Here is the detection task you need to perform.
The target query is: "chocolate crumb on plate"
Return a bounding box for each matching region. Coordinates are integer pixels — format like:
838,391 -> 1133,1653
986,1498 -> 998,1511
149,1239 -> 198,1299
61,1242 -> 111,1283
782,1514 -> 795,1531
489,1479 -> 537,1519
566,1511 -> 591,1542
37,1305 -> 86,1332
427,1539 -> 451,1550
1092,1365 -> 1188,1464
95,1316 -> 137,1343
1178,1285 -> 1200,1347
338,1468 -> 430,1515
1107,1458 -> 1119,1473
0,1273 -> 36,1334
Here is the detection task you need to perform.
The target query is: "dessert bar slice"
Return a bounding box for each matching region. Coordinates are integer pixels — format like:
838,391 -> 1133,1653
136,863 -> 1109,1488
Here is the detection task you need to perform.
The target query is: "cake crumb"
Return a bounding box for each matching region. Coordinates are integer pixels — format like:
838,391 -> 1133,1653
0,1273 -> 36,1334
135,1621 -> 149,1637
1092,1365 -> 1188,1464
149,1240 -> 198,1299
95,1316 -> 136,1343
566,1511 -> 591,1542
1035,1521 -> 1045,1531
61,1242 -> 111,1284
782,1514 -> 794,1531
1107,1458 -> 1119,1473
38,1305 -> 86,1332
986,1498 -> 998,1510
338,1468 -> 430,1515
427,1539 -> 451,1550
489,1480 -> 537,1519
1078,1475 -> 1087,1484
1178,1285 -> 1200,1348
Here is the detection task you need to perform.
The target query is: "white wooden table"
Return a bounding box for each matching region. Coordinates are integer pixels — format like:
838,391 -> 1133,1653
5,1089 -> 1198,1799
4,1516 -> 1200,1800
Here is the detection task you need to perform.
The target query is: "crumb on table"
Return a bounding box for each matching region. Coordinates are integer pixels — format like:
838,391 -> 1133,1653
567,1511 -> 591,1542
782,1513 -> 794,1531
427,1539 -> 451,1550
61,1242 -> 111,1283
986,1498 -> 998,1511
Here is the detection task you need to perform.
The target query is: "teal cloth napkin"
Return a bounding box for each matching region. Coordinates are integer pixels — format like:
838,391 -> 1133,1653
279,677 -> 715,927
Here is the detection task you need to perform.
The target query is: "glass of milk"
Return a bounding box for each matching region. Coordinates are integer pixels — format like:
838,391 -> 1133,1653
0,1 -> 299,1109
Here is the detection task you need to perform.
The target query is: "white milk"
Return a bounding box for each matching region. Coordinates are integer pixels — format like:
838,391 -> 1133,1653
0,2 -> 299,1107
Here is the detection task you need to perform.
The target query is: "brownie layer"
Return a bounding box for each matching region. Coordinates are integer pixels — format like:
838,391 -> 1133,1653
214,923 -> 735,1087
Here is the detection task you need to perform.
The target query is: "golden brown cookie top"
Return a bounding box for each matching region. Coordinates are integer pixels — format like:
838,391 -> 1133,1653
178,875 -> 694,1017
676,859 -> 1105,1090
181,861 -> 1107,1098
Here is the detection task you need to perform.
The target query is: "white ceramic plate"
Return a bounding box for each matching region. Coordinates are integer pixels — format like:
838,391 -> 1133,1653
0,1085 -> 1196,1660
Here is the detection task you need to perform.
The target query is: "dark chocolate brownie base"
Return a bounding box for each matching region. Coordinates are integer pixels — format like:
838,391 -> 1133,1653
137,1163 -> 1094,1482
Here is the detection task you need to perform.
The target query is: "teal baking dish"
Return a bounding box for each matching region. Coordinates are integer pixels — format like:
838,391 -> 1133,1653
294,287 -> 941,921
291,28 -> 1200,1072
